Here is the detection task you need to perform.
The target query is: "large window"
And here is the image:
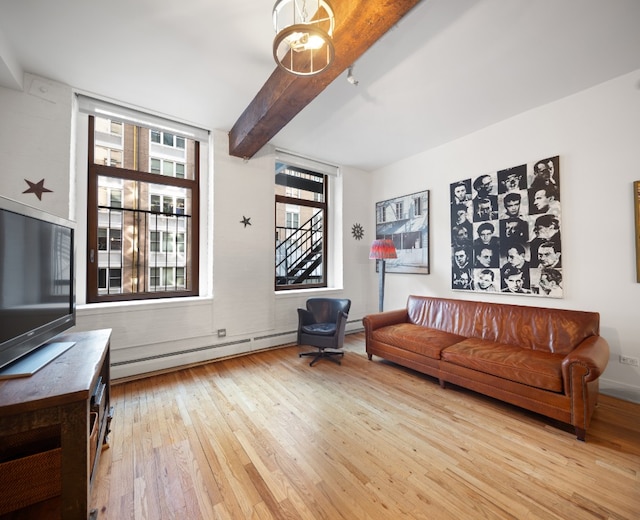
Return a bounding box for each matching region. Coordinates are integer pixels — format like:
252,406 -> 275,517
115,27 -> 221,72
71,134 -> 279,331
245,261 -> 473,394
275,162 -> 327,289
85,110 -> 200,303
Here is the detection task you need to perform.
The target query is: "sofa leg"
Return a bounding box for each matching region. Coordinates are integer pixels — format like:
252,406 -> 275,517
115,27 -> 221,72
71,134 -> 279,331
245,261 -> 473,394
367,353 -> 372,360
439,379 -> 446,389
575,427 -> 586,442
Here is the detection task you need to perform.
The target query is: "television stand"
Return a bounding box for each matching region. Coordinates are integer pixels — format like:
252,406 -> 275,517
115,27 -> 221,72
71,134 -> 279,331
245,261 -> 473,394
0,329 -> 112,519
0,341 -> 76,380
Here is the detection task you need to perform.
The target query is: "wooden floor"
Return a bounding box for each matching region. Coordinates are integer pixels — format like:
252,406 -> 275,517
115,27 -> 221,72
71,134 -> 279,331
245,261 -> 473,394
91,333 -> 640,519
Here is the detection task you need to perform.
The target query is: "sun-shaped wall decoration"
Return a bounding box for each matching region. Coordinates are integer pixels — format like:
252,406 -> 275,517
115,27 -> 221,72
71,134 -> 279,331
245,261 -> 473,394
351,223 -> 364,240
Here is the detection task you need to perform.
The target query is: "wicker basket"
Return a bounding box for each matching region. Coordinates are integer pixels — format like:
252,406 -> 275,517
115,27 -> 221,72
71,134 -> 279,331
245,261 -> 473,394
0,446 -> 62,515
89,411 -> 99,473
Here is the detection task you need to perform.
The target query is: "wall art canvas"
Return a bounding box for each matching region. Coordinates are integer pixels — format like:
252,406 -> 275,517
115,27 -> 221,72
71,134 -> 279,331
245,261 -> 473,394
375,190 -> 429,274
450,156 -> 562,297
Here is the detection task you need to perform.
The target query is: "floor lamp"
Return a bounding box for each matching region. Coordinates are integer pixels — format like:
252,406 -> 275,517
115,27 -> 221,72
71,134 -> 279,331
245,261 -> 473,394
369,239 -> 397,312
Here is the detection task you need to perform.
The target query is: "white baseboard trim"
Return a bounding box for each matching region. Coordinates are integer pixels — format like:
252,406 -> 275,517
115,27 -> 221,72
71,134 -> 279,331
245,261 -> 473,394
599,378 -> 640,404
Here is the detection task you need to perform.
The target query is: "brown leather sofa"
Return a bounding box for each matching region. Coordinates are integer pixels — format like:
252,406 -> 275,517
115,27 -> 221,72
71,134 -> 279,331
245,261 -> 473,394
363,295 -> 610,441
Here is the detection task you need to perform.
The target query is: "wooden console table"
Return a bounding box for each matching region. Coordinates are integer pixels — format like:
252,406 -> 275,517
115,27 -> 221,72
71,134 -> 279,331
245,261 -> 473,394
0,329 -> 112,519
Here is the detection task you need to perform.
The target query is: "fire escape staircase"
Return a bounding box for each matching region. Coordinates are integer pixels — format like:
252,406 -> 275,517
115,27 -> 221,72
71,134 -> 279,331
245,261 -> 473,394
276,214 -> 323,286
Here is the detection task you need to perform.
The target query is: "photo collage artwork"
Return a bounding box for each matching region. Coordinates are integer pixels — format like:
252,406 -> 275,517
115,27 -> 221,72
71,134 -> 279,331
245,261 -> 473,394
450,156 -> 562,297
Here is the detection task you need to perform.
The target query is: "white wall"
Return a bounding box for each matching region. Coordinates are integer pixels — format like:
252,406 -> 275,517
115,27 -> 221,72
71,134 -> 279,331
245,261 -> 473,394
3,69 -> 638,400
0,74 -> 373,380
370,69 -> 640,401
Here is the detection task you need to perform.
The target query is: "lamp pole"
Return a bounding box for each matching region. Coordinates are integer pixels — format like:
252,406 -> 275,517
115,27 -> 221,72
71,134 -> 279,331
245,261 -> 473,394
369,238 -> 396,313
378,259 -> 386,312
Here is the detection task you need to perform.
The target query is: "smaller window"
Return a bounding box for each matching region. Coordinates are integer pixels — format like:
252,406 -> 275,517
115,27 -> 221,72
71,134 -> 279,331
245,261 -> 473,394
176,163 -> 185,178
395,201 -> 404,220
110,229 -> 122,251
176,267 -> 185,287
414,196 -> 422,216
99,268 -> 122,293
150,231 -> 160,252
109,268 -> 122,289
150,158 -> 161,174
98,228 -> 107,251
110,190 -> 123,208
163,232 -> 175,253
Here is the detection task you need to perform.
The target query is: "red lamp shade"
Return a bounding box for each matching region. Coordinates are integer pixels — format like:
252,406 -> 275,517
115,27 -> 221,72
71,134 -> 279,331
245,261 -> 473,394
369,239 -> 397,260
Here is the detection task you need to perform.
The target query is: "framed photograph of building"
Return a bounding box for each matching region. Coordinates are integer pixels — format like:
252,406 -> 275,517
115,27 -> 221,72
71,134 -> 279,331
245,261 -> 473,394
375,190 -> 429,274
450,156 -> 562,297
635,181 -> 640,282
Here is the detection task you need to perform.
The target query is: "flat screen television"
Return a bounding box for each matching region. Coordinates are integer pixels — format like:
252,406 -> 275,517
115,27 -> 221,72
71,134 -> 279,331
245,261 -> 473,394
0,196 -> 76,371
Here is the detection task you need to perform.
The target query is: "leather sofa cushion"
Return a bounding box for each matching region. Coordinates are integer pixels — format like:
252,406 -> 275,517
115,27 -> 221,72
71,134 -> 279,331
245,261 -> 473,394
441,338 -> 565,392
406,295 -> 600,355
372,323 -> 466,359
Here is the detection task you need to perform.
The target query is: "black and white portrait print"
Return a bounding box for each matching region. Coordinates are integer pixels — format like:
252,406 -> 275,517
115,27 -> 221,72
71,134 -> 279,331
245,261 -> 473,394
450,156 -> 562,298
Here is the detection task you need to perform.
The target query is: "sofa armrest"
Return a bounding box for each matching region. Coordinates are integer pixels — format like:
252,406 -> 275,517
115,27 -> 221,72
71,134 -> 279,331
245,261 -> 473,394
561,335 -> 610,384
363,309 -> 408,334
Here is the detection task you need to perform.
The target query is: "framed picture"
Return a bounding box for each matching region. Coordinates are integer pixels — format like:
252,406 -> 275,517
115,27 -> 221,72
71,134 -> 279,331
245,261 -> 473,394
450,156 -> 562,297
375,190 -> 430,274
635,181 -> 640,282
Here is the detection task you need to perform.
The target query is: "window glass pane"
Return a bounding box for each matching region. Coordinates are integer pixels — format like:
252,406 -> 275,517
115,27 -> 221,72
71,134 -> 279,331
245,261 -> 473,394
150,195 -> 161,212
110,229 -> 122,251
163,232 -> 174,252
150,231 -> 160,252
111,190 -> 122,208
275,165 -> 325,203
150,267 -> 160,287
163,161 -> 173,176
94,118 -> 197,180
109,268 -> 122,288
98,228 -> 107,250
95,146 -> 109,166
98,268 -> 107,289
111,121 -> 123,136
176,163 -> 185,178
150,158 -> 161,174
110,150 -> 122,167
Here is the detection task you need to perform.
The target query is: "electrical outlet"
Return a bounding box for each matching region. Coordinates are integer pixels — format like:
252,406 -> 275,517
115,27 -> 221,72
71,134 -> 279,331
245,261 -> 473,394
619,355 -> 639,367
217,329 -> 226,338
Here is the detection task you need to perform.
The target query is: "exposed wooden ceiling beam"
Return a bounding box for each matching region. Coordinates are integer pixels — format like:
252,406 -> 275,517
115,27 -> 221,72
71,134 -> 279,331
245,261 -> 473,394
228,0 -> 422,160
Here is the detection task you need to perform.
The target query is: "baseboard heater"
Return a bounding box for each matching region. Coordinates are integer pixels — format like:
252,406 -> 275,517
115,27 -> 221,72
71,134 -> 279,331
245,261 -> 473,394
111,338 -> 251,367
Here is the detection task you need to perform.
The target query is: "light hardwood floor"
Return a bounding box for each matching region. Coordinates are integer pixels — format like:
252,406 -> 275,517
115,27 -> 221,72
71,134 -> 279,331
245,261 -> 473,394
91,333 -> 640,519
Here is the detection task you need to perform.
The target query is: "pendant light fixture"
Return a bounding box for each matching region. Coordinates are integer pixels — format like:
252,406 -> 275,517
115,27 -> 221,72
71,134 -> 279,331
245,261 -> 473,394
272,0 -> 335,76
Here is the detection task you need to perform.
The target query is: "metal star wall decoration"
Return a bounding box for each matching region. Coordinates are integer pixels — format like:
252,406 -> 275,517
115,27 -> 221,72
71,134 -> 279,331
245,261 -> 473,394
240,216 -> 252,227
352,223 -> 364,240
23,178 -> 53,200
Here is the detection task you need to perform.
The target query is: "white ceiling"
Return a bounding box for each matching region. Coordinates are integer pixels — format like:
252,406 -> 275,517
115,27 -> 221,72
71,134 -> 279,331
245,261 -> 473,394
1,0 -> 639,171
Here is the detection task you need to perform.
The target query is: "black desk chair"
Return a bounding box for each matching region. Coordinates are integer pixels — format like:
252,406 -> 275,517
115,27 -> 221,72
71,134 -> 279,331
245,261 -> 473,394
297,298 -> 351,366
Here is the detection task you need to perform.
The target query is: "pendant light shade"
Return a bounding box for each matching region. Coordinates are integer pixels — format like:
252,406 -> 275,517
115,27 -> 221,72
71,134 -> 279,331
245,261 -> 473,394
272,0 -> 335,76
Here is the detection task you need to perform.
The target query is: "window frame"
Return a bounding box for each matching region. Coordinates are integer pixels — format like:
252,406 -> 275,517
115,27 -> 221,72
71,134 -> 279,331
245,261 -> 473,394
275,164 -> 328,291
86,115 -> 200,303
